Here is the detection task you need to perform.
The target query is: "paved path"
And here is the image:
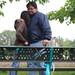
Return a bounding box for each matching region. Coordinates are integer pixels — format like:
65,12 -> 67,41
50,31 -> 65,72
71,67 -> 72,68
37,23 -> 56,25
54,61 -> 75,68
0,61 -> 75,68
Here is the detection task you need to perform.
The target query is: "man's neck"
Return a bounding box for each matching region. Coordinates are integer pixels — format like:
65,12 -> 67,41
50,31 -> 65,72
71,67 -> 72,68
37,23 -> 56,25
30,11 -> 38,17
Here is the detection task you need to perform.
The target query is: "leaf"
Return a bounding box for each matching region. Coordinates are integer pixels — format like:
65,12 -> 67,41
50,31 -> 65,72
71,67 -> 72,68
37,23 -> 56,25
0,10 -> 4,16
9,0 -> 13,3
0,1 -> 7,8
15,0 -> 20,1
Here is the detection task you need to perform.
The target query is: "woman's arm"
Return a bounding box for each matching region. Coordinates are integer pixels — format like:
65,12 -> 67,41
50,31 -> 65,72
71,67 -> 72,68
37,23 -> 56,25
15,19 -> 28,45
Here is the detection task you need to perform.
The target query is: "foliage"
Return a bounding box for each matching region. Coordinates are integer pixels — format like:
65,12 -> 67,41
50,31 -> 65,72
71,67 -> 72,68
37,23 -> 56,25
48,0 -> 75,24
57,36 -> 64,46
0,1 -> 6,16
53,36 -> 75,47
48,7 -> 67,23
0,10 -> 4,16
0,30 -> 16,45
0,0 -> 49,16
8,0 -> 48,3
0,1 -> 6,8
64,39 -> 75,47
1,0 -> 75,24
63,39 -> 73,47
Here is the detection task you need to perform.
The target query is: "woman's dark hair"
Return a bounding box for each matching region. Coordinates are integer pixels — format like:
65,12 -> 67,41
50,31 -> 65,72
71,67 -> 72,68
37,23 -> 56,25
14,19 -> 17,29
26,1 -> 37,9
20,11 -> 30,26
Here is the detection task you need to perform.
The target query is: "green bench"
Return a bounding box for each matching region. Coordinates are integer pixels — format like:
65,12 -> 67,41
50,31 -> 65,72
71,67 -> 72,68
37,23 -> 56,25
53,47 -> 75,71
0,46 -> 53,75
0,46 -> 75,75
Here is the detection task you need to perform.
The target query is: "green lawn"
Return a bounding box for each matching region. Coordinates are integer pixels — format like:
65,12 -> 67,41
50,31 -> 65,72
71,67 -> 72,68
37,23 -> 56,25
0,71 -> 7,75
0,71 -> 27,75
53,71 -> 75,75
0,71 -> 75,75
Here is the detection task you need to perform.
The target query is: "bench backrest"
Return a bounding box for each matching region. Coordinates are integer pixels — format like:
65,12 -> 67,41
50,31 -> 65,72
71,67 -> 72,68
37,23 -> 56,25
0,46 -> 53,62
0,46 -> 75,62
53,47 -> 75,61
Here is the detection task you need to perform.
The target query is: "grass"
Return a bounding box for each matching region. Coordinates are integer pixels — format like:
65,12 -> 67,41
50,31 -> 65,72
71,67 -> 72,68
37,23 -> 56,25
53,71 -> 75,75
0,71 -> 75,75
0,71 -> 7,75
0,71 -> 27,75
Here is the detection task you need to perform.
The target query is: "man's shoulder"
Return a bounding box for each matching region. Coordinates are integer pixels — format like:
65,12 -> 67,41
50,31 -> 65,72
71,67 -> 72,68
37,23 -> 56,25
37,11 -> 45,16
36,11 -> 46,19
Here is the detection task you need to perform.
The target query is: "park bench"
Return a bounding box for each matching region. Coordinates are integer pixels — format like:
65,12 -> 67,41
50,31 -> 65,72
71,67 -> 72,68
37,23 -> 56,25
0,46 -> 53,75
53,47 -> 75,71
0,46 -> 75,75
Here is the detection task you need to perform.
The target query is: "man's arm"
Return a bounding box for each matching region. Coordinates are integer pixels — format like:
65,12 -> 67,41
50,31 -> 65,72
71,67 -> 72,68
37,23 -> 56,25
39,14 -> 52,46
39,14 -> 52,40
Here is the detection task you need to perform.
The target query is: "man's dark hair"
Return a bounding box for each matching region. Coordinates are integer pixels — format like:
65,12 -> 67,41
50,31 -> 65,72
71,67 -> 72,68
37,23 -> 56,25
26,1 -> 37,9
20,11 -> 30,26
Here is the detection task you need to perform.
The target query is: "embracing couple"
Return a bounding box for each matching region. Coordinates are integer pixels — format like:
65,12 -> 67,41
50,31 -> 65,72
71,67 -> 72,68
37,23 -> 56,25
10,1 -> 52,75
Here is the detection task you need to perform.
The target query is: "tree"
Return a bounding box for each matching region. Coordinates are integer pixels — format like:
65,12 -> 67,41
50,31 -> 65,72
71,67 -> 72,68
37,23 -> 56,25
48,0 -> 75,24
0,0 -> 49,16
2,0 -> 75,24
0,30 -> 16,45
63,39 -> 72,47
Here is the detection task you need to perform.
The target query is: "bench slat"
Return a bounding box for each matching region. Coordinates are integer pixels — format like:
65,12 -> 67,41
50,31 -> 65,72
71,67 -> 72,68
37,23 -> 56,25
0,67 -> 46,71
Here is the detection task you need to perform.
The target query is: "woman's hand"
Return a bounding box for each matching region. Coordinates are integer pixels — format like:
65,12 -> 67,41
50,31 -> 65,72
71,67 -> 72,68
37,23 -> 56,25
24,41 -> 29,45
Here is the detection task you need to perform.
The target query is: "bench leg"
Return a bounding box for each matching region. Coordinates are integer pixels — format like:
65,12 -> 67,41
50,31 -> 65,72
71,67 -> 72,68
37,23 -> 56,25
9,71 -> 17,75
45,64 -> 50,75
9,61 -> 19,75
45,47 -> 54,75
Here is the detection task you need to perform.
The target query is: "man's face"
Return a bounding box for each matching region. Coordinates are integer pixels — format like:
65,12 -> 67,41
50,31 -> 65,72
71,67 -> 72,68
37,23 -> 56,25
27,5 -> 37,15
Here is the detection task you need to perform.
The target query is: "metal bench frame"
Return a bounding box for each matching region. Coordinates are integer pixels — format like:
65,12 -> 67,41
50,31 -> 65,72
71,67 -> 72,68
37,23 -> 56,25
0,46 -> 75,75
0,46 -> 53,75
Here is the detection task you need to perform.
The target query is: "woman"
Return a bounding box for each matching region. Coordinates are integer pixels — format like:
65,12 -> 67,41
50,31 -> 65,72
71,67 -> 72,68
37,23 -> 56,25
9,11 -> 30,75
14,11 -> 30,46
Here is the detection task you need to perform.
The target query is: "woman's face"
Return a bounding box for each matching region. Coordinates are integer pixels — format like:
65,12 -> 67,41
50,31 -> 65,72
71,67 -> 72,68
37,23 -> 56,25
27,5 -> 37,15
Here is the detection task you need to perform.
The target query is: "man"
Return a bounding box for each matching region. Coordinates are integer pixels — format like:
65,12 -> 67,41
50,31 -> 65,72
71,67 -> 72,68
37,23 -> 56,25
26,1 -> 52,46
25,1 -> 52,75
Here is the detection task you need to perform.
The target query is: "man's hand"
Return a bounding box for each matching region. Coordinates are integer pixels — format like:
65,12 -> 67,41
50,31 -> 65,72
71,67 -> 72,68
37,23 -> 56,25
42,40 -> 50,46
